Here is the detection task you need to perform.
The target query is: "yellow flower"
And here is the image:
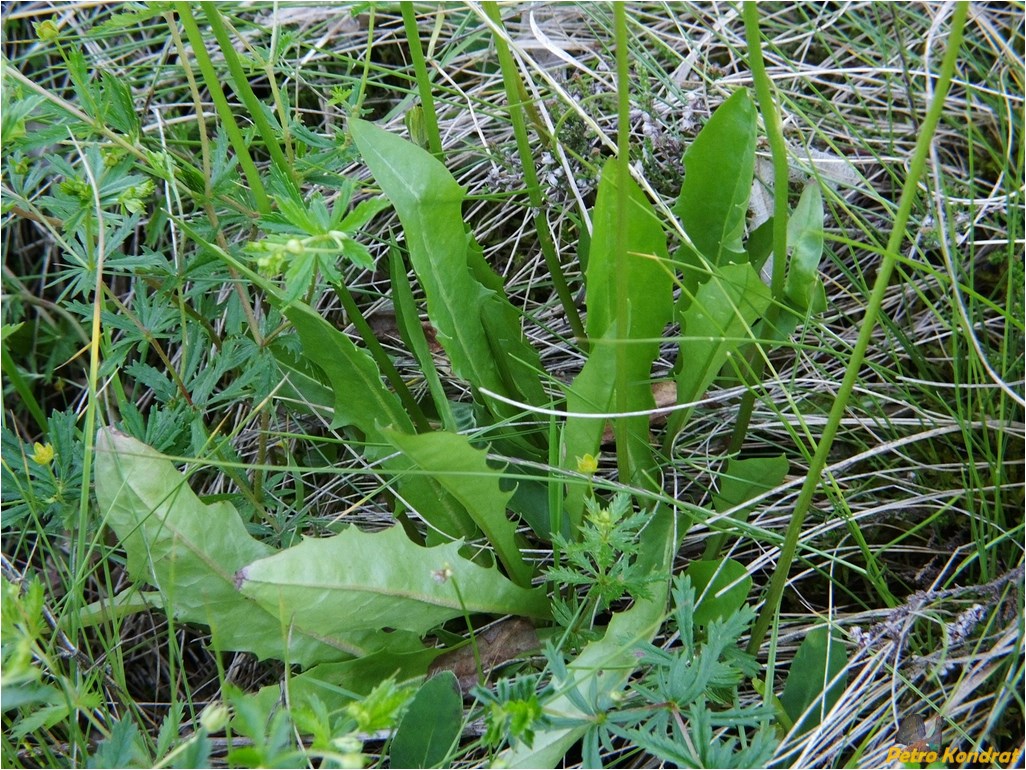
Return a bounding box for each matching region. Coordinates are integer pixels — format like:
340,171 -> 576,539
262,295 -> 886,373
576,453 -> 599,475
31,442 -> 54,466
35,19 -> 59,42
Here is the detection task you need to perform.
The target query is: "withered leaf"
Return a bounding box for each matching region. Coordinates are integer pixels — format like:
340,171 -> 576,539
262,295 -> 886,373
427,617 -> 539,693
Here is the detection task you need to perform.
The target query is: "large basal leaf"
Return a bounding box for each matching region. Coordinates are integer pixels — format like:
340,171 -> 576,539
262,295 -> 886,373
283,301 -> 413,438
94,429 -> 395,665
673,89 -> 757,300
350,118 -> 544,417
784,182 -> 826,314
236,524 -> 549,639
704,454 -> 788,558
562,161 -> 673,529
780,627 -> 848,734
683,559 -> 752,627
672,261 -> 771,435
383,428 -> 534,588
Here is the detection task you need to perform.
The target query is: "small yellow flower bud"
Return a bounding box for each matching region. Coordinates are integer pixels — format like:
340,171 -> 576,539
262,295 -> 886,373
576,453 -> 599,475
31,442 -> 54,466
35,20 -> 60,42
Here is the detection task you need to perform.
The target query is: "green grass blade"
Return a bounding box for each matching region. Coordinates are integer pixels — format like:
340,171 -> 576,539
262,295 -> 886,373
747,0 -> 972,654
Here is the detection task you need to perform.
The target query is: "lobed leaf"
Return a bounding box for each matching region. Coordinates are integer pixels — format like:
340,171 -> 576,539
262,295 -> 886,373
350,118 -> 544,419
236,524 -> 549,639
500,504 -> 676,768
94,429 -> 385,665
283,301 -> 412,437
674,89 -> 757,300
784,182 -> 827,314
674,261 -> 771,431
383,428 -> 534,587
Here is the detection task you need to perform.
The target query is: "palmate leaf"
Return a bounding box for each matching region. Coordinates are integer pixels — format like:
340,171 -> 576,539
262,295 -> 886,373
94,429 -> 405,665
499,504 -> 676,768
350,118 -> 545,419
236,525 -> 549,639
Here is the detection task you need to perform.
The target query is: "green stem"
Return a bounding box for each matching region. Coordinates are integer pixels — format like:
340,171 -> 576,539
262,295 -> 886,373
612,4 -> 632,484
175,4 -> 271,214
747,1 -> 970,655
400,2 -> 443,159
202,6 -> 299,193
725,5 -> 793,457
481,2 -> 586,349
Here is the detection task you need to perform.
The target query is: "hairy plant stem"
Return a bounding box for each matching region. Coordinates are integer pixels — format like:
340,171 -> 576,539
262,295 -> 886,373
746,0 -> 971,655
482,2 -> 586,349
400,2 -> 443,159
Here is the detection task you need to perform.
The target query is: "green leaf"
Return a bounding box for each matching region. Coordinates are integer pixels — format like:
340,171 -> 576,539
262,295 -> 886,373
338,195 -> 390,232
674,89 -> 757,298
780,627 -> 848,733
683,559 -> 752,626
390,672 -> 463,769
389,246 -> 456,431
237,525 -> 549,639
384,428 -> 534,587
87,718 -> 148,769
285,646 -> 440,707
499,504 -> 676,768
784,183 -> 826,314
283,301 -> 413,437
584,159 -> 674,342
95,429 -> 388,665
563,161 -> 673,528
350,118 -> 543,418
674,262 -> 771,431
704,454 -> 788,558
714,455 -> 788,515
